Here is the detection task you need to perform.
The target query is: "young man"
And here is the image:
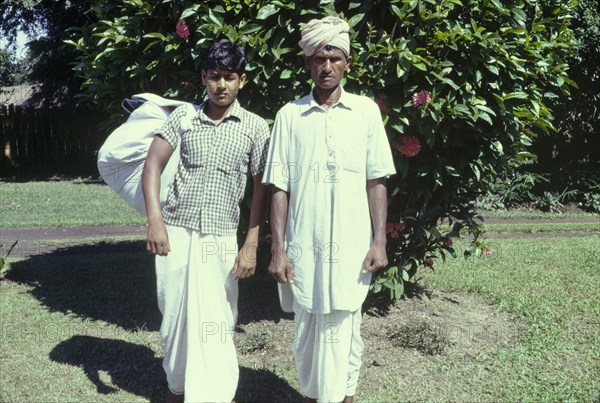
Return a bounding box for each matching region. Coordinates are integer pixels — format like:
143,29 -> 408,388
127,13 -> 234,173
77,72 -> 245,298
142,41 -> 270,403
262,17 -> 396,402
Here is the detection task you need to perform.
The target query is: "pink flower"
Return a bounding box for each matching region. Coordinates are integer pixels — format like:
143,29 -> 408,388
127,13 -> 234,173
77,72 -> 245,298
180,81 -> 194,89
375,93 -> 391,114
176,19 -> 190,40
443,237 -> 453,248
483,246 -> 493,258
386,222 -> 404,239
386,222 -> 404,233
395,135 -> 421,157
412,90 -> 432,107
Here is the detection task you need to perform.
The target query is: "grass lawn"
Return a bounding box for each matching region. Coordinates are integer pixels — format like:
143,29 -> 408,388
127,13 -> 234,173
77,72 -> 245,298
1,180 -> 598,229
1,180 -> 598,401
0,180 -> 146,228
1,235 -> 598,402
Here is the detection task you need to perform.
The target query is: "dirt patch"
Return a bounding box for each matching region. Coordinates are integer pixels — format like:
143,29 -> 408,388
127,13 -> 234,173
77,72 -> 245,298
361,292 -> 524,365
0,226 -> 147,258
235,290 -> 527,399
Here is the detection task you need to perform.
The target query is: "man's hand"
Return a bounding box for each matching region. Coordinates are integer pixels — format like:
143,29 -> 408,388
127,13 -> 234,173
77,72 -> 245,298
232,242 -> 258,280
361,243 -> 388,274
268,248 -> 294,283
146,221 -> 170,256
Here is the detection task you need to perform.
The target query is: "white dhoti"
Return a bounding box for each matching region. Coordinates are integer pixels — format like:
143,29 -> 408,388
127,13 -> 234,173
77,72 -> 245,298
156,225 -> 239,402
293,303 -> 364,402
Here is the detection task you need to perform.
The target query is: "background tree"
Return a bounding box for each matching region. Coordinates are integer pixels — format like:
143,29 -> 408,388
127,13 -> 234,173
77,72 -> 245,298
69,0 -> 576,300
0,0 -> 94,107
0,48 -> 28,87
532,0 -> 599,212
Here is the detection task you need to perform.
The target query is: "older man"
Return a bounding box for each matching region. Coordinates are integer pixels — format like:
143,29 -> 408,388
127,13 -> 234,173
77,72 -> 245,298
263,16 -> 396,403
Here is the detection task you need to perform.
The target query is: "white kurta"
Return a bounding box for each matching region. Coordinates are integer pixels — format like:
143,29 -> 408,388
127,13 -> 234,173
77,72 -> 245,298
263,88 -> 396,314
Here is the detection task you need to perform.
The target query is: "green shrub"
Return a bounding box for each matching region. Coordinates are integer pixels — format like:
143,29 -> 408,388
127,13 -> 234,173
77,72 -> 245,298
69,0 -> 576,301
581,191 -> 600,214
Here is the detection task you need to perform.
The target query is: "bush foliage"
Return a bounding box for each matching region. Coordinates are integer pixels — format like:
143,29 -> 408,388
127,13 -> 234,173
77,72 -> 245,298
69,0 -> 576,300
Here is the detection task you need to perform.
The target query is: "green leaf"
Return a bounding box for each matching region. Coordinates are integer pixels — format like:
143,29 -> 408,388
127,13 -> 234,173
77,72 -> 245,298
491,141 -> 504,155
394,281 -> 404,299
477,111 -> 493,125
475,104 -> 496,116
143,32 -> 167,41
348,13 -> 365,28
208,8 -> 224,27
412,62 -> 427,71
489,0 -> 504,10
504,92 -> 528,100
181,5 -> 201,19
445,165 -> 460,177
257,4 -> 279,20
520,134 -> 533,146
487,65 -> 499,75
470,163 -> 481,181
452,104 -> 470,114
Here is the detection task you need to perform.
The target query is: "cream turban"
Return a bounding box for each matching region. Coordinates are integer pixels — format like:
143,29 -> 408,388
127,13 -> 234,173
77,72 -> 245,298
298,16 -> 350,57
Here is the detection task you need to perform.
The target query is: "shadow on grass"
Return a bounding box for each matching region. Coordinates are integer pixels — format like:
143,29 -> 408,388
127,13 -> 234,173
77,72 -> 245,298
49,335 -> 164,401
6,241 -> 162,331
236,366 -> 303,403
5,240 -> 292,331
238,274 -> 294,326
49,335 -> 302,402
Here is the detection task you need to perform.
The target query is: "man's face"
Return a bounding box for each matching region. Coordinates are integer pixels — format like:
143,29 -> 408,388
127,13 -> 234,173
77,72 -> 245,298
305,47 -> 352,90
201,68 -> 246,108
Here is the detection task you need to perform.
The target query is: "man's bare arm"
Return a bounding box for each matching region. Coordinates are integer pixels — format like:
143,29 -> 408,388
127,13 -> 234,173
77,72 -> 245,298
232,175 -> 269,279
362,177 -> 388,273
142,136 -> 173,256
268,187 -> 294,283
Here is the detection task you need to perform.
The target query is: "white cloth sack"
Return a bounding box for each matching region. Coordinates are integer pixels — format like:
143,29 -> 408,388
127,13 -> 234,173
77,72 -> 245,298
97,93 -> 195,215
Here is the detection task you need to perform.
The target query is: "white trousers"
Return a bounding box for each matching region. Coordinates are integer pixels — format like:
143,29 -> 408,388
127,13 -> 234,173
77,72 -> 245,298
293,304 -> 364,402
156,225 -> 239,402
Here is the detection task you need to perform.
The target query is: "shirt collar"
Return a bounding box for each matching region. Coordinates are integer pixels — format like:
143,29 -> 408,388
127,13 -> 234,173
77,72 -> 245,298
198,99 -> 243,123
301,86 -> 354,115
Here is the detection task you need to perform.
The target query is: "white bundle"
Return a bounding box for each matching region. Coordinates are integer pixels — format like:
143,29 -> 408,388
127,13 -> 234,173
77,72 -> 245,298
97,93 -> 195,215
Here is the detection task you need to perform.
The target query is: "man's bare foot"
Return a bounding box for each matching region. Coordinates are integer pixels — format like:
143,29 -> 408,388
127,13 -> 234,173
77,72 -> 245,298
342,396 -> 354,403
166,390 -> 184,403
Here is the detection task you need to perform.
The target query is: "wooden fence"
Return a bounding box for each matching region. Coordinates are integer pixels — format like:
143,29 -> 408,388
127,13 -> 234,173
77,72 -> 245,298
1,104 -> 109,174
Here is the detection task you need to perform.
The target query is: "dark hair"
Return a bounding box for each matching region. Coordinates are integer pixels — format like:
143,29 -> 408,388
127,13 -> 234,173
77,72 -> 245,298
202,41 -> 246,73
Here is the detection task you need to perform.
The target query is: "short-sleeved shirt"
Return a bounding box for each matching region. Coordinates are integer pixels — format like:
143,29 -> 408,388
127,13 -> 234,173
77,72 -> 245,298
262,87 -> 396,314
158,99 -> 270,235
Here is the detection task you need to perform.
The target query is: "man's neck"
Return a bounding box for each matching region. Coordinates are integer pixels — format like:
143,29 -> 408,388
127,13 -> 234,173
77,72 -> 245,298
204,101 -> 234,124
313,86 -> 342,108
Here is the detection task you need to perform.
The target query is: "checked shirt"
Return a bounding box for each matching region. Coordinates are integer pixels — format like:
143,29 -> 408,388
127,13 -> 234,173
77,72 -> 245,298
157,100 -> 270,235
